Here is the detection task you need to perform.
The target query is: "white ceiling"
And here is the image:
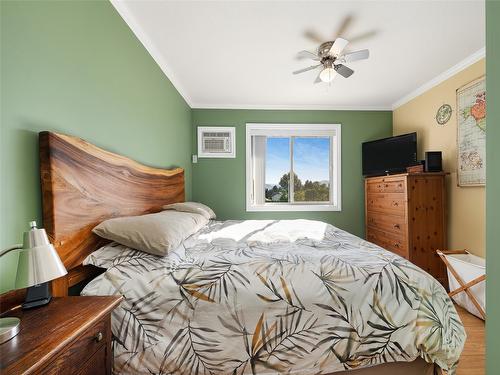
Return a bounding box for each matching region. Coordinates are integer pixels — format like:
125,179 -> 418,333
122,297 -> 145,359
111,0 -> 485,110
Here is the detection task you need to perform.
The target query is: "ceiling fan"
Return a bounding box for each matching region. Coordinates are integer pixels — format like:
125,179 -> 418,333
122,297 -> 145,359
293,35 -> 370,84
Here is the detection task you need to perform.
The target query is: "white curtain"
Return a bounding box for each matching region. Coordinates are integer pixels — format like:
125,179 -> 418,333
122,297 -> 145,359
252,136 -> 266,205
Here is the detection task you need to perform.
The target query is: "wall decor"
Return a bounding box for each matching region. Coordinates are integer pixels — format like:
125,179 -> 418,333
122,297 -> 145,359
457,76 -> 486,186
436,103 -> 452,125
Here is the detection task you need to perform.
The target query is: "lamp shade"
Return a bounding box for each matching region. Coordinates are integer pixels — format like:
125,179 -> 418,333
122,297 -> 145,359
14,221 -> 67,289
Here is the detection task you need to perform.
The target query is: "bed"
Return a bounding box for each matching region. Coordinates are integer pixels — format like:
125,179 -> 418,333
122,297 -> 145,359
40,132 -> 465,375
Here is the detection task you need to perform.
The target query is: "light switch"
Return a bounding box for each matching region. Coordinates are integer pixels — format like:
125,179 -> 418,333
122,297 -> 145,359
192,155 -> 198,163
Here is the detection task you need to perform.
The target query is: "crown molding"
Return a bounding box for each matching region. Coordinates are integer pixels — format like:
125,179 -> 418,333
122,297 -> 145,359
111,1 -> 385,112
191,103 -> 392,111
110,0 -> 193,107
112,0 -> 481,113
392,47 -> 485,110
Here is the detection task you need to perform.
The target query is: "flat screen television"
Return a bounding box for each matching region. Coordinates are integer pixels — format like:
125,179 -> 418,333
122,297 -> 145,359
362,132 -> 417,176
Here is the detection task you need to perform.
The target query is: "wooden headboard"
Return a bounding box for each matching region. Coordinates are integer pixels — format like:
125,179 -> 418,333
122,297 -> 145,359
39,131 -> 185,296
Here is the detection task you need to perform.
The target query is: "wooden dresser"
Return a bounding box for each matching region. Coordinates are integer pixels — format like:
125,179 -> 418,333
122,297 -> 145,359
0,296 -> 122,375
365,172 -> 448,286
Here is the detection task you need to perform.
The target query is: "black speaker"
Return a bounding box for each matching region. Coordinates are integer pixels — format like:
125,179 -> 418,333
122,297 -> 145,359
425,151 -> 442,172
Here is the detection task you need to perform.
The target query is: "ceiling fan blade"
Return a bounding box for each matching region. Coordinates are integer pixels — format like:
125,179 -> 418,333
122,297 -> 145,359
334,14 -> 354,39
349,30 -> 378,43
293,64 -> 322,75
341,49 -> 369,63
335,64 -> 354,78
296,50 -> 320,60
304,29 -> 324,44
328,37 -> 349,57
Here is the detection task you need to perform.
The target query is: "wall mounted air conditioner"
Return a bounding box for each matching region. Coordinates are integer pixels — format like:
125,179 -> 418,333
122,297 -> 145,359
197,126 -> 236,158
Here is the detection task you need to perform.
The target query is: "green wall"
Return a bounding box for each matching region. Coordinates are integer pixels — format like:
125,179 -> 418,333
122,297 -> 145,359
486,1 -> 499,372
0,0 -> 192,293
192,109 -> 392,237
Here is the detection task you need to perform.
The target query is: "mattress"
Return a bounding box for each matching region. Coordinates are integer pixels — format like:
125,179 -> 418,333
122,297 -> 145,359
81,219 -> 465,374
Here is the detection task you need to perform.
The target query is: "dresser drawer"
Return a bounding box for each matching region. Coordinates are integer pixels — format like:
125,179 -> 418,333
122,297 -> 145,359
40,316 -> 109,375
78,345 -> 107,375
366,193 -> 406,216
366,213 -> 407,236
367,227 -> 408,258
367,178 -> 406,194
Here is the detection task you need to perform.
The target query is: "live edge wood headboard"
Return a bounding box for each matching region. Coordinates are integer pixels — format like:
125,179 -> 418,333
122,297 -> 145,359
39,131 -> 185,296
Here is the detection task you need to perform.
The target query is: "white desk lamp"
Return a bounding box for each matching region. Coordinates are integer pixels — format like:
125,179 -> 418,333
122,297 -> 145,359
0,221 -> 67,344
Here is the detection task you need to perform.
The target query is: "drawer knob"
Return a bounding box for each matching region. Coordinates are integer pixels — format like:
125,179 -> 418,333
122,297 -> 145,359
394,224 -> 400,229
94,332 -> 103,342
394,243 -> 400,248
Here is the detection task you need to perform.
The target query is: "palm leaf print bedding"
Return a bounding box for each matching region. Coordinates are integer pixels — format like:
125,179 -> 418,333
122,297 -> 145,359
82,219 -> 465,375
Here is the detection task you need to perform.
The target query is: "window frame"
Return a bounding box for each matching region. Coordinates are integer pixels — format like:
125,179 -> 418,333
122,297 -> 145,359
245,123 -> 342,212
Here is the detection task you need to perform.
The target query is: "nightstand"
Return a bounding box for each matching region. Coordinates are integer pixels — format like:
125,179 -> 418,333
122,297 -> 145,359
0,296 -> 122,375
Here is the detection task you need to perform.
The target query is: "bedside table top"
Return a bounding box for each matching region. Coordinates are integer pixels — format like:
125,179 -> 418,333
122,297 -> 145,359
0,296 -> 122,375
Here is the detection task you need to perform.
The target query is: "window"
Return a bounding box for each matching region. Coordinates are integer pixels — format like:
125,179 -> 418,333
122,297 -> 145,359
246,123 -> 341,211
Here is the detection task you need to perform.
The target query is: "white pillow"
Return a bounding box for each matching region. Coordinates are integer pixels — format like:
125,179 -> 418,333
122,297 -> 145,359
162,201 -> 216,220
92,210 -> 208,256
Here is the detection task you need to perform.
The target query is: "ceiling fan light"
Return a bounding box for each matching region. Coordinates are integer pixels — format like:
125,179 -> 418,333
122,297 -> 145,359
319,67 -> 336,83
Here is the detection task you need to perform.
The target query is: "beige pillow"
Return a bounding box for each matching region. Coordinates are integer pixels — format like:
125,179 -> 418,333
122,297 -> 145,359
163,201 -> 216,220
92,211 -> 208,256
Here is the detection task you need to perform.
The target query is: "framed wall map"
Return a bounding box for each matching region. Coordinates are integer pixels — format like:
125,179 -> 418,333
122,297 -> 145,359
457,76 -> 486,186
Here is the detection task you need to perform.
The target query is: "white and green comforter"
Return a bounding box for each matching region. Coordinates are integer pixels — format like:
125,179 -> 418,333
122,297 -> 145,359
82,219 -> 465,375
